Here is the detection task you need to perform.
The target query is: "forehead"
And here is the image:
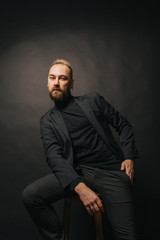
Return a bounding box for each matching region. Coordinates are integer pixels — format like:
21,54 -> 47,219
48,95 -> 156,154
49,64 -> 70,76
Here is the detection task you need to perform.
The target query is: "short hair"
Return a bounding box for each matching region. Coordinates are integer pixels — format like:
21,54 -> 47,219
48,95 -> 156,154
50,59 -> 73,79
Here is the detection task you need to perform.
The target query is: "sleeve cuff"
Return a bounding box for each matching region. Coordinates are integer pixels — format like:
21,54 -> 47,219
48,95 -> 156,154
69,177 -> 83,192
124,157 -> 137,162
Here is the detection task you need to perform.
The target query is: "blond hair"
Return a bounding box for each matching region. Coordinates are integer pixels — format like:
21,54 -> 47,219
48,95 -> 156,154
50,59 -> 73,78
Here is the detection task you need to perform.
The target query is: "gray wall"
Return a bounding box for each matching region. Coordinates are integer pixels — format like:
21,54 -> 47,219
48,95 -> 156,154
0,1 -> 159,239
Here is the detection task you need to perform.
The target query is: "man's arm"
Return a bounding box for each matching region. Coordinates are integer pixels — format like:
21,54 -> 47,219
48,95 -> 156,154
99,95 -> 139,160
40,117 -> 81,190
41,115 -> 105,215
99,94 -> 139,183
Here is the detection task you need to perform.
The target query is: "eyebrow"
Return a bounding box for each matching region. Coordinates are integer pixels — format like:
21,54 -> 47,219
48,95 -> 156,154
48,74 -> 68,78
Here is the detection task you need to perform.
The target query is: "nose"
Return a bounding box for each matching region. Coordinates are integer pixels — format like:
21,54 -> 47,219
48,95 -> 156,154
54,78 -> 59,86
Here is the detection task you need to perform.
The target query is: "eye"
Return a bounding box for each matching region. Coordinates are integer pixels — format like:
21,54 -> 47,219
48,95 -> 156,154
60,77 -> 67,80
49,75 -> 54,79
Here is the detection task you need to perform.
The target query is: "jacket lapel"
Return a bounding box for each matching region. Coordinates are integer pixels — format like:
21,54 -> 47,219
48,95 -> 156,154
50,107 -> 72,144
75,97 -> 114,152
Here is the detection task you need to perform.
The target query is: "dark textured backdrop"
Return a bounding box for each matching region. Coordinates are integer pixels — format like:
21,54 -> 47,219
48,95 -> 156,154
0,1 -> 159,239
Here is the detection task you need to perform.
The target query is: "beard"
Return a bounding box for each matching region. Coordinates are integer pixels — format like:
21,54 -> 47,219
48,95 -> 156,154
49,87 -> 71,103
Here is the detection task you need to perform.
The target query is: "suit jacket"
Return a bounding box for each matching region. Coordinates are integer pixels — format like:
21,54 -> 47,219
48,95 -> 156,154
40,92 -> 139,189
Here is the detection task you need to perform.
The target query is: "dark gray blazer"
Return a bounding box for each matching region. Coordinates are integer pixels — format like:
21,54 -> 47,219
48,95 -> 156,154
40,92 -> 139,189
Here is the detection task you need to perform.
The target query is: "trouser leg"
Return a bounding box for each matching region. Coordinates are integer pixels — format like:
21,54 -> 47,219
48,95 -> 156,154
79,165 -> 140,240
94,169 -> 139,240
22,167 -> 140,240
22,174 -> 70,240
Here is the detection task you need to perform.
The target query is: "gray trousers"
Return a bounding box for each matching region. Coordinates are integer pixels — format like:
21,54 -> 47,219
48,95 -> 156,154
22,165 -> 139,240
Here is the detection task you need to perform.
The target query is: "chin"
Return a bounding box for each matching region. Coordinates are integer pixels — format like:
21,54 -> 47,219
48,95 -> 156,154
49,92 -> 63,102
49,90 -> 70,103
52,91 -> 62,97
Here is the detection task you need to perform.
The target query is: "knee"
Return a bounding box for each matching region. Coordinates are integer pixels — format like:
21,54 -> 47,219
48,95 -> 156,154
22,184 -> 39,208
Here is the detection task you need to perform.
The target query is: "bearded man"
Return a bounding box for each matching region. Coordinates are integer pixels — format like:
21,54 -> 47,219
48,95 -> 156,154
22,59 -> 139,240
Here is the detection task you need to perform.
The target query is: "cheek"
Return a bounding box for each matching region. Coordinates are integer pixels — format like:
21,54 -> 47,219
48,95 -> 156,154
48,81 -> 54,88
61,83 -> 69,90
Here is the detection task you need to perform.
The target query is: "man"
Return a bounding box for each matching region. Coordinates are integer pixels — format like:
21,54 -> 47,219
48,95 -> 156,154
22,59 -> 139,240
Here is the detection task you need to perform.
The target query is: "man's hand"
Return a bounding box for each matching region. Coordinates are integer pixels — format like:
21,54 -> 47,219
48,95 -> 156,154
121,159 -> 134,184
74,182 -> 105,216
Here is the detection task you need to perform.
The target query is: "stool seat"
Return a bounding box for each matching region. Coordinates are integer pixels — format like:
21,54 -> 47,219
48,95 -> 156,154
62,193 -> 104,240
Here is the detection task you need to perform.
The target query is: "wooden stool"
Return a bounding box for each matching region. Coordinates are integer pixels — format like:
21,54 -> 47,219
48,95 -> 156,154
62,193 -> 104,240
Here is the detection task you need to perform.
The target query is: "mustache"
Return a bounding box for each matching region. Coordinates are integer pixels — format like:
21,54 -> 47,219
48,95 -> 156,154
52,88 -> 62,92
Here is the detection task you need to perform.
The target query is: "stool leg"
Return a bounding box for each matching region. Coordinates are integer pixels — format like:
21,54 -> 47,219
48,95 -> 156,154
94,211 -> 104,240
62,199 -> 71,240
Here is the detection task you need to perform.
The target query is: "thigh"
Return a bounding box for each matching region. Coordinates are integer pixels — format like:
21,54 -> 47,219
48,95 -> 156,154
95,170 -> 138,239
23,173 -> 70,204
78,165 -> 98,191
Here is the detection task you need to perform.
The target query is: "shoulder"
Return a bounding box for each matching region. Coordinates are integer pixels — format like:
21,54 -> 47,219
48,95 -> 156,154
81,92 -> 113,115
82,92 -> 107,106
40,106 -> 55,123
83,91 -> 101,99
76,92 -> 109,113
75,92 -> 102,103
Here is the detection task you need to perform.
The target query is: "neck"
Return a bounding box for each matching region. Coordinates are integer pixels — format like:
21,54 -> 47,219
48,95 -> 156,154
55,93 -> 73,108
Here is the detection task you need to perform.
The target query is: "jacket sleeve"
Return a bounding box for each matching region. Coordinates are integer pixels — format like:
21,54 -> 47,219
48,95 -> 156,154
98,94 -> 139,160
40,117 -> 82,190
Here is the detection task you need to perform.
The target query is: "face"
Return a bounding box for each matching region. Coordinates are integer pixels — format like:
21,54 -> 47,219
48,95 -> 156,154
48,64 -> 74,103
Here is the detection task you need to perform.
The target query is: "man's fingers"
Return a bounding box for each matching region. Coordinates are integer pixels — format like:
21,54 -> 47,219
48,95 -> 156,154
86,197 -> 105,216
96,199 -> 105,212
92,198 -> 105,213
86,204 -> 102,216
121,159 -> 134,184
126,169 -> 130,178
126,168 -> 134,184
126,170 -> 131,180
92,203 -> 99,212
121,162 -> 125,171
86,206 -> 93,216
99,204 -> 105,212
90,204 -> 96,213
